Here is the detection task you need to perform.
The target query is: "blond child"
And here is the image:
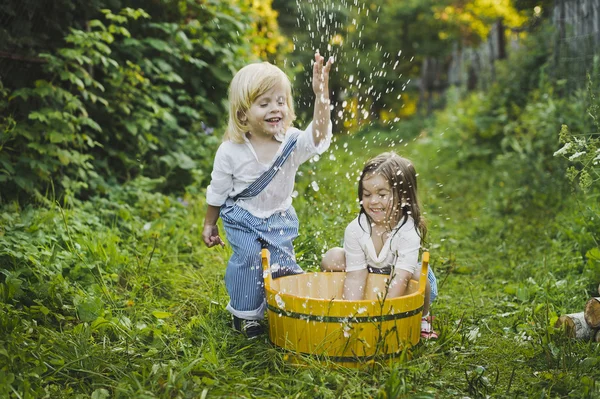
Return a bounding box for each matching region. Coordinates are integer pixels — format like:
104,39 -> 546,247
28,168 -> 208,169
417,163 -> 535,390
203,53 -> 333,338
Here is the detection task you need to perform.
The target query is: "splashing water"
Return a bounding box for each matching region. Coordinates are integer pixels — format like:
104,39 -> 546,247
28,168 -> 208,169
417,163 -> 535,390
275,293 -> 285,309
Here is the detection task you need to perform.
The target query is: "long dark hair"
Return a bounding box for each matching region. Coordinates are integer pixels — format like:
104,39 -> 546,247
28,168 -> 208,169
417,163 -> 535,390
357,152 -> 427,243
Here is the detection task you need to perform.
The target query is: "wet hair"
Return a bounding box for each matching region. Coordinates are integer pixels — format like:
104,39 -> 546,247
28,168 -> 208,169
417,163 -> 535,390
357,152 -> 427,243
224,62 -> 296,144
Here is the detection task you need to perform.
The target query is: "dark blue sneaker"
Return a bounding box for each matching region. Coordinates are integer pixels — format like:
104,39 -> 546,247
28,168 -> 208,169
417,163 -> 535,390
232,316 -> 264,339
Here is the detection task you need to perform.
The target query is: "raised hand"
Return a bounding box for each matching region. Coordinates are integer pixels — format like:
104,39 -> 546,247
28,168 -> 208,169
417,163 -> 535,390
312,51 -> 334,147
313,51 -> 334,100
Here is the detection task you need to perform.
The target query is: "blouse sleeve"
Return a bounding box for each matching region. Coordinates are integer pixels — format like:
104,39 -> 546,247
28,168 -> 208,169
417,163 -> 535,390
206,144 -> 234,207
291,121 -> 332,165
344,222 -> 368,272
392,224 -> 421,276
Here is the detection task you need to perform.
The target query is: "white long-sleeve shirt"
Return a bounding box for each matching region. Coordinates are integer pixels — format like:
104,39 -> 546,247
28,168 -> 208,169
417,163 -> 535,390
206,122 -> 332,219
344,214 -> 421,275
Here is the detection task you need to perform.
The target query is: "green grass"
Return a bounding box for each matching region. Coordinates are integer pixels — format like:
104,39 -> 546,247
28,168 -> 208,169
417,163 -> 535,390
1,124 -> 600,398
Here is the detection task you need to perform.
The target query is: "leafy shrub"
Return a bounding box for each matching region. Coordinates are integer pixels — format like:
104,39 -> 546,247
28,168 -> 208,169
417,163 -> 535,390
552,72 -> 600,286
555,72 -> 600,192
0,1 -> 289,203
0,175 -> 229,396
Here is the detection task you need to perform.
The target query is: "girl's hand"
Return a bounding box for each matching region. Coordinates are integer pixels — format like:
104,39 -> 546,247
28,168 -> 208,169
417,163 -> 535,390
202,224 -> 225,248
312,51 -> 333,100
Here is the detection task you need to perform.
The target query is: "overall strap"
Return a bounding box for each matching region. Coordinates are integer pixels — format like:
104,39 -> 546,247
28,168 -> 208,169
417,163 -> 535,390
233,131 -> 300,201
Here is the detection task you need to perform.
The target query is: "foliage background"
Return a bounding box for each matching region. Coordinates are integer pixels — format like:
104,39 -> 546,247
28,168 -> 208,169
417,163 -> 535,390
0,0 -> 289,202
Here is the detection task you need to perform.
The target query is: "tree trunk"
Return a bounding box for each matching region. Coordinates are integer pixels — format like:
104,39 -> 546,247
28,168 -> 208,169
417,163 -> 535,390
467,52 -> 478,91
419,57 -> 428,114
555,312 -> 594,340
552,0 -> 566,80
584,297 -> 600,328
488,37 -> 496,83
496,19 -> 506,60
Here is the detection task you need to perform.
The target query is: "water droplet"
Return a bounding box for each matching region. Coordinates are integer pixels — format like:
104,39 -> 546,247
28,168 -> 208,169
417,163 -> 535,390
275,293 -> 285,309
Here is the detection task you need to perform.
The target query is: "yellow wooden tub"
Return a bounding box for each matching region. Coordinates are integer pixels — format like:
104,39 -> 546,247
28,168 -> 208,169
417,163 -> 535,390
262,250 -> 429,367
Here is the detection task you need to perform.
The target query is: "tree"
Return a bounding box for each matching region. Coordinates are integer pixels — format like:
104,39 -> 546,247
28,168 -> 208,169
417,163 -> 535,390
274,0 -> 530,125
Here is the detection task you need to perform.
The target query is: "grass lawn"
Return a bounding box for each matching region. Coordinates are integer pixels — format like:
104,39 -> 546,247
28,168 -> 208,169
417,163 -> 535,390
1,124 -> 599,398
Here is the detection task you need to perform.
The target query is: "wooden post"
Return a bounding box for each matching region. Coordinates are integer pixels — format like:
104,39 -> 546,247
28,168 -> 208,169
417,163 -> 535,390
488,35 -> 496,83
467,52 -> 478,91
419,57 -> 428,115
584,297 -> 600,328
496,19 -> 506,60
552,0 -> 566,80
555,312 -> 594,340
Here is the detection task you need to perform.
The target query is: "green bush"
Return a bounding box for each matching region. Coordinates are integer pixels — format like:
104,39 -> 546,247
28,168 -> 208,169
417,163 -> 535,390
552,72 -> 600,286
0,177 -> 227,396
0,1 -> 289,203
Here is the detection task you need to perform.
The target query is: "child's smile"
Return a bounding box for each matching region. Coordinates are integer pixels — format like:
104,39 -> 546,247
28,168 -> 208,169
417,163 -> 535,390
266,116 -> 282,127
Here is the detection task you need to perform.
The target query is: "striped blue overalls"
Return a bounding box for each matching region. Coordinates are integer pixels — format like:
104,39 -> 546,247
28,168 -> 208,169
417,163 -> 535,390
220,132 -> 303,320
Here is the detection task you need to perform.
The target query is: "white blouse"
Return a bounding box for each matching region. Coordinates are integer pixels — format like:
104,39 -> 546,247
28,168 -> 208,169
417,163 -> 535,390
206,122 -> 332,219
344,214 -> 421,275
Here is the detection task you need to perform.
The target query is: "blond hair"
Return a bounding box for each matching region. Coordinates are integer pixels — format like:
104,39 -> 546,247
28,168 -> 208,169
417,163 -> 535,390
224,62 -> 296,143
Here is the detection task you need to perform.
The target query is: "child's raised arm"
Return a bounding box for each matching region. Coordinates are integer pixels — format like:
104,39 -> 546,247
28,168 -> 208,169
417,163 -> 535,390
312,51 -> 333,147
